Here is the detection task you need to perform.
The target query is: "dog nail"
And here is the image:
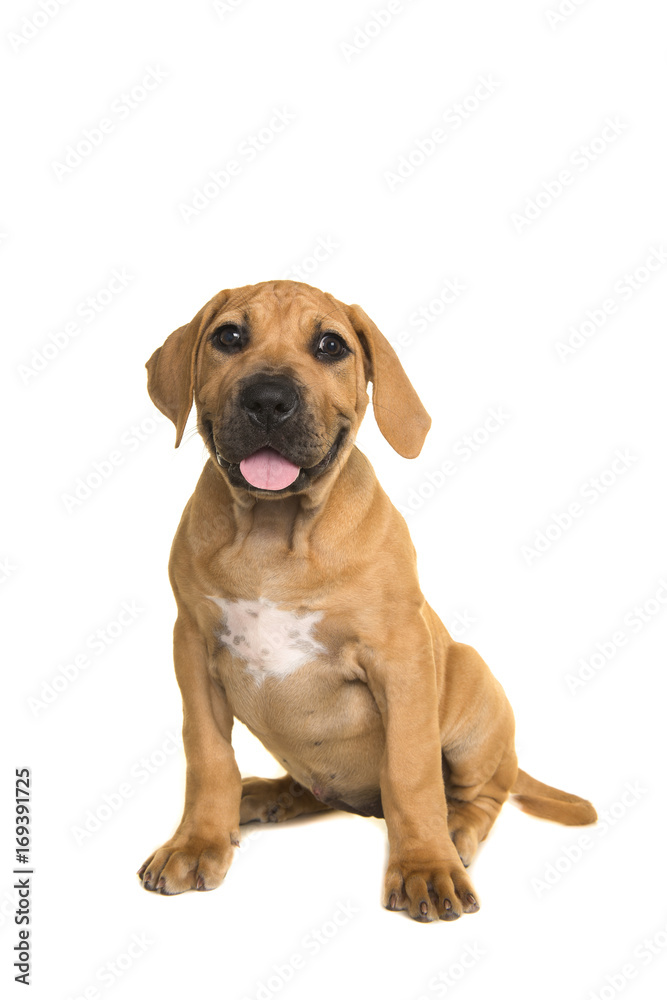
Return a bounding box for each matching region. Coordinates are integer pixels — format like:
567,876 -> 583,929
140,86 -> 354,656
444,899 -> 452,910
137,865 -> 147,878
466,893 -> 477,906
197,875 -> 206,890
144,871 -> 152,883
388,893 -> 397,910
420,901 -> 428,915
231,835 -> 240,847
157,877 -> 166,890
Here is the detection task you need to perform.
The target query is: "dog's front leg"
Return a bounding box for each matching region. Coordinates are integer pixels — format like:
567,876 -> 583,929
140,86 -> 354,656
363,627 -> 480,922
139,615 -> 241,894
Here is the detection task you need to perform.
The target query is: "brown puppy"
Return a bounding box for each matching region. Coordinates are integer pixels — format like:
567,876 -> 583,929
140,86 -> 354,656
138,279 -> 596,921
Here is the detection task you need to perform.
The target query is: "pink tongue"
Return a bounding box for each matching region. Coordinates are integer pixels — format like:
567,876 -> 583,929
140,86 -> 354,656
239,448 -> 300,490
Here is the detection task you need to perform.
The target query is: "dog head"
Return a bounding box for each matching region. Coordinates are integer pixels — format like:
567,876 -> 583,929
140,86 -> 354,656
146,280 -> 430,497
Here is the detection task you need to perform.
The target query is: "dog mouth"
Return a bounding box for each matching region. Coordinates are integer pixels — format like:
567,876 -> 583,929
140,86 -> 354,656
238,448 -> 301,491
214,429 -> 347,494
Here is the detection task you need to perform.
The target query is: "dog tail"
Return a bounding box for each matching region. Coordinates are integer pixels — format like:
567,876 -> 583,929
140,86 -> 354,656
510,768 -> 597,826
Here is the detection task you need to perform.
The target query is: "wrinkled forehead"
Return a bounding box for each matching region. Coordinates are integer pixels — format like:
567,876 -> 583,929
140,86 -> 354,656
209,282 -> 352,343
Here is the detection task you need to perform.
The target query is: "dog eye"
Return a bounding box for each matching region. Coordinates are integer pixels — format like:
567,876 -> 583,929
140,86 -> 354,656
317,333 -> 348,360
213,324 -> 244,351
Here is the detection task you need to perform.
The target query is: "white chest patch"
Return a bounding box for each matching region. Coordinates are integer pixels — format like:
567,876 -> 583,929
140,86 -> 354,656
208,596 -> 326,682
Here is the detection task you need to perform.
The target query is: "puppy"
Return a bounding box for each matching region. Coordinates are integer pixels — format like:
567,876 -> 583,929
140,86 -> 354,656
138,280 -> 596,921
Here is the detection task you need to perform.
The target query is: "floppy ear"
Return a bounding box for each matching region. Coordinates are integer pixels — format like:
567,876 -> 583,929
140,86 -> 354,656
346,303 -> 431,459
146,318 -> 202,447
146,293 -> 227,447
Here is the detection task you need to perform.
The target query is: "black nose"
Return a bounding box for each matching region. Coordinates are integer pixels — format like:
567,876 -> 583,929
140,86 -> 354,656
240,377 -> 299,428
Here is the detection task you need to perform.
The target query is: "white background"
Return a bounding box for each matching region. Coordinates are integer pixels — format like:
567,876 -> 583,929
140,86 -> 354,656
3,1 -> 667,998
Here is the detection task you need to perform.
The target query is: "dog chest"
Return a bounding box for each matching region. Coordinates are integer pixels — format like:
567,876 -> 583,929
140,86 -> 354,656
207,596 -> 326,681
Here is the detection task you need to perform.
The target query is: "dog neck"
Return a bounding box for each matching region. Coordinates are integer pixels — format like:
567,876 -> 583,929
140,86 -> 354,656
198,445 -> 378,560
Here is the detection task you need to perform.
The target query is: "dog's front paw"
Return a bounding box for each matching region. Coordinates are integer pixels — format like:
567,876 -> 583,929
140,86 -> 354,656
383,854 -> 480,922
137,833 -> 237,895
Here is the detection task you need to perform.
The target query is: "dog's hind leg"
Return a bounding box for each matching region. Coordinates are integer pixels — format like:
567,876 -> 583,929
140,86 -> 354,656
443,746 -> 518,867
440,643 -> 519,867
240,774 -> 332,824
